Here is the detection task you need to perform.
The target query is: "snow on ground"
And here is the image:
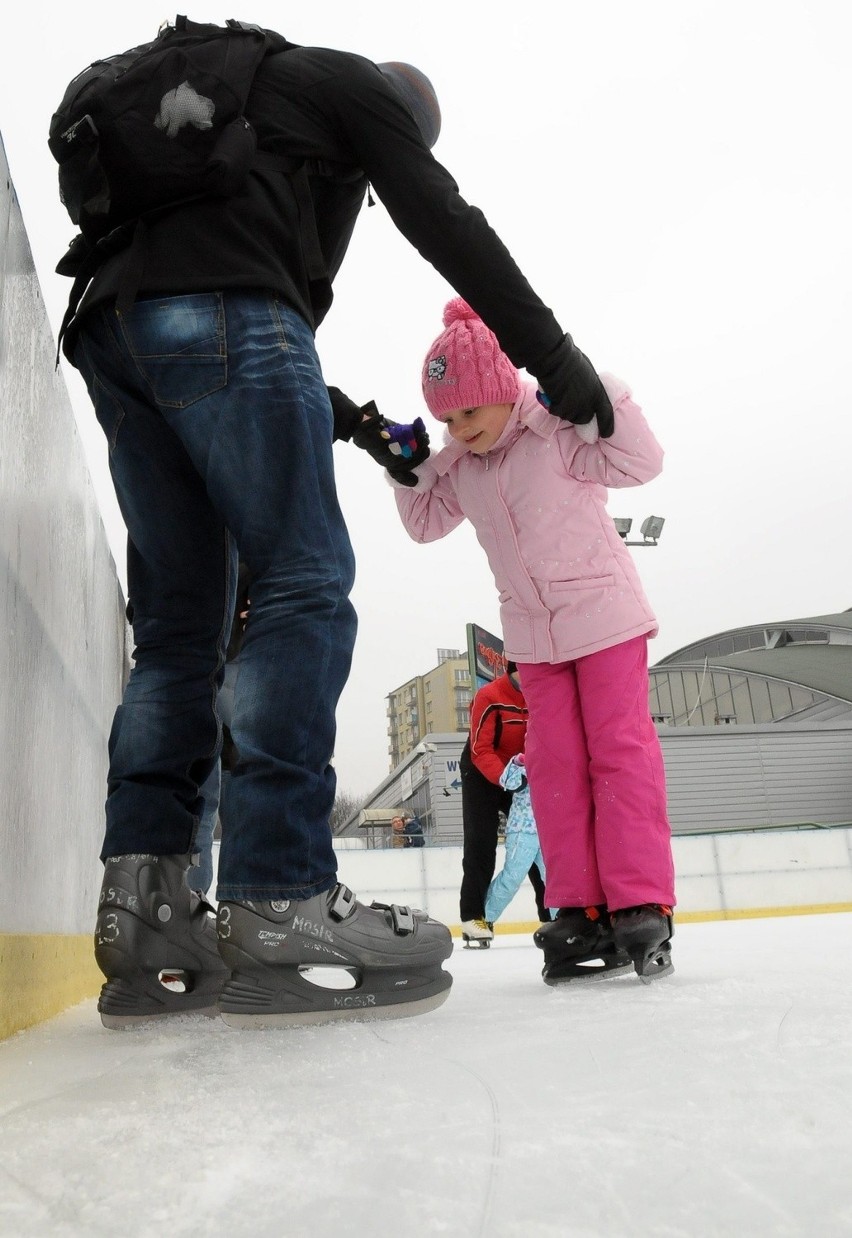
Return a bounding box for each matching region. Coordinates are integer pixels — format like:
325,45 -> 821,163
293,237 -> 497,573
1,913 -> 851,1238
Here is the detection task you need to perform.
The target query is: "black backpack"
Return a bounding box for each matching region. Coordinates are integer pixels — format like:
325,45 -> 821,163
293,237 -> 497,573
49,15 -> 328,352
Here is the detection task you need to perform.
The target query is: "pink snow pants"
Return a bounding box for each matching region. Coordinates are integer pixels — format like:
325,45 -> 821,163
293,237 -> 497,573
518,635 -> 675,912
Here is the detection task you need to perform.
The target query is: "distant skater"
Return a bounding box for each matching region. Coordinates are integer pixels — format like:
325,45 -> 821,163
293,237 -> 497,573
484,755 -> 548,928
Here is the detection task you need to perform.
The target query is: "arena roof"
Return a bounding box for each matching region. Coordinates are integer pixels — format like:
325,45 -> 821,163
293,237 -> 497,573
653,611 -> 852,704
670,645 -> 852,706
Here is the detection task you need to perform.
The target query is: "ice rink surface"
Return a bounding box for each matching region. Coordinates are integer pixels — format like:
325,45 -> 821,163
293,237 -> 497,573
2,913 -> 851,1238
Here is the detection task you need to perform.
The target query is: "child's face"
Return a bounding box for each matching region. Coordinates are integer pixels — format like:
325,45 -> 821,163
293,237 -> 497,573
440,402 -> 513,454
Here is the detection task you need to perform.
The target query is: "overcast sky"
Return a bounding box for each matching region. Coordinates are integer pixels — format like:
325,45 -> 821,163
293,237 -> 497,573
1,1 -> 850,795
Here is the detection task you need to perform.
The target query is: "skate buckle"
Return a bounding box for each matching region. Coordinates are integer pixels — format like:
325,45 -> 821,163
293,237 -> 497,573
371,901 -> 416,935
390,904 -> 415,935
328,883 -> 356,922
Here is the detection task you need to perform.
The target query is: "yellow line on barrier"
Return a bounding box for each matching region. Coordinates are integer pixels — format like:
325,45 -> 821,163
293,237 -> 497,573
0,933 -> 101,1040
672,902 -> 852,924
5,906 -> 852,1039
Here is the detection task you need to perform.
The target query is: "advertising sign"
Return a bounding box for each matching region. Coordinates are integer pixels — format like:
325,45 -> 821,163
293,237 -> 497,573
466,622 -> 507,691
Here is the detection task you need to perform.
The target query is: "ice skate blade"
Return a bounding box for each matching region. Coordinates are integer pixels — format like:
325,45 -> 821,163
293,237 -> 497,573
219,984 -> 451,1029
634,949 -> 674,983
462,937 -> 491,949
97,972 -> 225,1028
542,959 -> 634,986
100,1002 -> 221,1029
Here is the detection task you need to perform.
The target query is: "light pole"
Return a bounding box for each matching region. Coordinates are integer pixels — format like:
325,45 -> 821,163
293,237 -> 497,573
613,516 -> 665,546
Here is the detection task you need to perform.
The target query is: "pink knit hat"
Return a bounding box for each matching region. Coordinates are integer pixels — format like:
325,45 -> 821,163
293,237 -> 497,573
421,298 -> 521,419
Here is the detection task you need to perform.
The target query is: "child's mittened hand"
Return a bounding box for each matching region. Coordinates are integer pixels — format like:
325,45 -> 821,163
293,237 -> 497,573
353,410 -> 430,487
385,418 -> 430,466
384,418 -> 431,487
352,411 -> 430,483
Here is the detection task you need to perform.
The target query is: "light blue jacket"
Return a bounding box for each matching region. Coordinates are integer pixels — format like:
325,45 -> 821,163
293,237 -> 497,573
499,756 -> 537,836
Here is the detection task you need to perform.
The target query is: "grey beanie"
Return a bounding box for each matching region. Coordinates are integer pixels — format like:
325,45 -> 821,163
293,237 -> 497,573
378,61 -> 442,149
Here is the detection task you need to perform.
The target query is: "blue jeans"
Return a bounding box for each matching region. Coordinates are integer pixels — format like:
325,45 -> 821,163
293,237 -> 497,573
74,293 -> 357,900
188,761 -> 219,895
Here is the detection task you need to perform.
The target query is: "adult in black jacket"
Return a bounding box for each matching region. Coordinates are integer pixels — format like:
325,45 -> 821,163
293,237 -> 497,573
65,31 -> 612,1028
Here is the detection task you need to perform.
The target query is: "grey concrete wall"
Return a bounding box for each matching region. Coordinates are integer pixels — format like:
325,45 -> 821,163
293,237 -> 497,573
0,134 -> 128,936
348,722 -> 852,846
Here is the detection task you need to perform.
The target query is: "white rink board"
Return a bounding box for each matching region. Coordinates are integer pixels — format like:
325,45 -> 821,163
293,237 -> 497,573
325,826 -> 852,928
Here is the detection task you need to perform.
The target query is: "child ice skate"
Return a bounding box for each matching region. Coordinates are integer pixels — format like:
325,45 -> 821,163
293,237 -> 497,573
483,755 -> 548,928
389,299 -> 676,983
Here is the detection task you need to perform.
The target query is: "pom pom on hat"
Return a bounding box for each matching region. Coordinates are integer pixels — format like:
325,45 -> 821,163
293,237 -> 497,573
422,298 -> 521,419
442,298 -> 478,328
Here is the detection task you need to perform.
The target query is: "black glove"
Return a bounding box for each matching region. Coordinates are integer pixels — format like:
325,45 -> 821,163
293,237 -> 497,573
352,402 -> 430,487
530,335 -> 615,438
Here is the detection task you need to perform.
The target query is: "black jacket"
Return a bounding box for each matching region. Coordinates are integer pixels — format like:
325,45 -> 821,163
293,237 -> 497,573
65,45 -> 565,379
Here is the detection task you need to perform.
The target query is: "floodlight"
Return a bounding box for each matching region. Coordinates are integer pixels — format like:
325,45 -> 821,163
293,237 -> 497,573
613,517 -> 633,539
640,516 -> 665,543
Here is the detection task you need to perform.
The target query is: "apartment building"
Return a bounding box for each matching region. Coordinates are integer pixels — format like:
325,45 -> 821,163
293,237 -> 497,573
386,648 -> 472,770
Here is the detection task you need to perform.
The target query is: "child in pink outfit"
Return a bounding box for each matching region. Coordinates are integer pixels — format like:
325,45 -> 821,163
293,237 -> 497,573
390,298 -> 676,983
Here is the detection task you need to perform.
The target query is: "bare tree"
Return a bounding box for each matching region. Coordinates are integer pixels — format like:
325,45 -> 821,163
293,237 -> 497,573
329,789 -> 366,834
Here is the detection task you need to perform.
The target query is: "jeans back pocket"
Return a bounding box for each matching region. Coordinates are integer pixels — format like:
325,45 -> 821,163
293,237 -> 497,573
119,293 -> 227,409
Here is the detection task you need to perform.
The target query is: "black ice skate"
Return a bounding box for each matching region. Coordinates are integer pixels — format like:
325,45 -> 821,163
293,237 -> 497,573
460,918 -> 494,948
216,883 -> 453,1028
611,904 -> 674,982
95,853 -> 228,1028
533,906 -> 632,984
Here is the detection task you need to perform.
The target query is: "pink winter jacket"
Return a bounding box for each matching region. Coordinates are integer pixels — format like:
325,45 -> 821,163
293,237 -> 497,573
392,377 -> 663,664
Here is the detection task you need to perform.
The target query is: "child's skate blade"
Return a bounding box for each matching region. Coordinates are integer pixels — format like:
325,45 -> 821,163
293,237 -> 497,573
613,912 -> 675,983
462,936 -> 490,949
219,966 -> 452,1028
633,944 -> 674,983
542,953 -> 633,985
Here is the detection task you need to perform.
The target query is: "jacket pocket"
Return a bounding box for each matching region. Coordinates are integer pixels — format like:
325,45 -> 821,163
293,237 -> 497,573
546,574 -> 615,593
498,591 -> 534,657
119,293 -> 227,409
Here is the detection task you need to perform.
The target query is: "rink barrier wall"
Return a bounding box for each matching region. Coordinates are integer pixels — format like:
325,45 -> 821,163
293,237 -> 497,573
0,136 -> 128,1039
327,826 -> 852,934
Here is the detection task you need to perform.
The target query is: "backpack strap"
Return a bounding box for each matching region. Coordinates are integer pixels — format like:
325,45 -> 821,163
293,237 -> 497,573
55,219 -> 138,364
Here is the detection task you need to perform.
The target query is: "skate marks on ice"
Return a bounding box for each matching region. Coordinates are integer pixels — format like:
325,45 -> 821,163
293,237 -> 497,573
1,916 -> 852,1236
444,918 -> 852,1238
0,1000 -> 511,1237
443,1057 -> 502,1238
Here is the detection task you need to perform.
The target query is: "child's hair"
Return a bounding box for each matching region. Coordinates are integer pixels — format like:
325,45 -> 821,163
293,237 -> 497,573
421,298 -> 521,419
